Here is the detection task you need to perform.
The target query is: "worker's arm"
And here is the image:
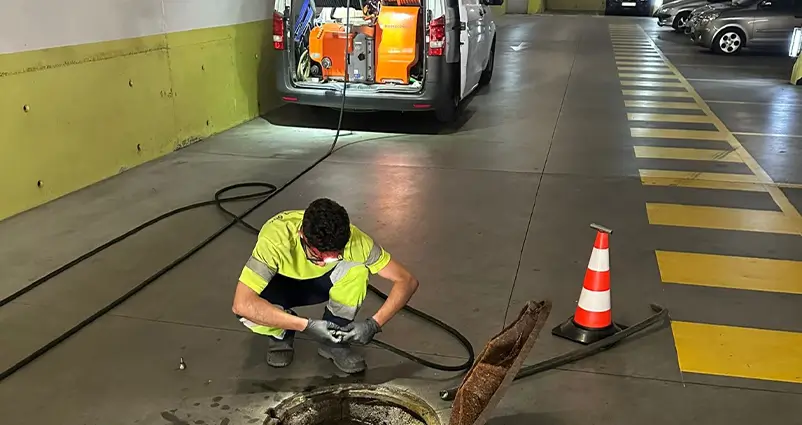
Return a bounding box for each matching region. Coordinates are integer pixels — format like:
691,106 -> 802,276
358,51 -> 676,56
371,258 -> 419,327
232,282 -> 309,331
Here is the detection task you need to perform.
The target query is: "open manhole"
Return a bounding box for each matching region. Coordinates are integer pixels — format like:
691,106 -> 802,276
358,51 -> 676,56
267,383 -> 441,425
266,300 -> 551,425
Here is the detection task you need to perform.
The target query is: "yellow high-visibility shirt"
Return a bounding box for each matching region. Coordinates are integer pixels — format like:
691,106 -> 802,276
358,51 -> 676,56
238,210 -> 391,294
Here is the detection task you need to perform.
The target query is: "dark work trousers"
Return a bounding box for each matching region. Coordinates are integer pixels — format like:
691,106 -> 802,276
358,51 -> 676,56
259,270 -> 353,343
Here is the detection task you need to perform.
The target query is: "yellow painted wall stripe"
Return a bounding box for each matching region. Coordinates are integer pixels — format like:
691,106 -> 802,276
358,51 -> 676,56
631,127 -> 727,140
627,113 -> 713,123
620,73 -> 679,79
633,146 -> 742,162
646,203 -> 800,234
671,321 -> 802,384
0,20 -> 273,221
656,250 -> 802,294
621,80 -> 683,88
625,100 -> 702,109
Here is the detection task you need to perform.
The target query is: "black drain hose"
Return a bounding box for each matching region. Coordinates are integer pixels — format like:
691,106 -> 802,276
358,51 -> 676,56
438,303 -> 670,401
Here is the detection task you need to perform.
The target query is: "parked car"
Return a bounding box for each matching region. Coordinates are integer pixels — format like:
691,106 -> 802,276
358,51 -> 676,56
689,0 -> 802,54
606,0 -> 653,16
654,0 -> 728,31
685,0 -> 736,33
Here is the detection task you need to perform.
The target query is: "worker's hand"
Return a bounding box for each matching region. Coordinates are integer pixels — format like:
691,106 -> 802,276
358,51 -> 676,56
301,319 -> 343,344
336,317 -> 382,345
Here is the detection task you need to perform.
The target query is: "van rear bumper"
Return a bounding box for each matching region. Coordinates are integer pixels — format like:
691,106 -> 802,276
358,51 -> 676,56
275,52 -> 454,112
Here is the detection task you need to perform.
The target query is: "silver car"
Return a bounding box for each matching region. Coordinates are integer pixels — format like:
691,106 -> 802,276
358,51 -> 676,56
654,0 -> 728,31
689,0 -> 802,54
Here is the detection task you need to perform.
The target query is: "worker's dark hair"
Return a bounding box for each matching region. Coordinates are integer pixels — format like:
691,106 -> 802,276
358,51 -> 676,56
302,198 -> 351,252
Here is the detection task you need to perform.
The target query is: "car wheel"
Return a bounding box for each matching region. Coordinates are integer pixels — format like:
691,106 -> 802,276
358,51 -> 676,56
478,38 -> 496,86
712,28 -> 744,55
672,11 -> 690,32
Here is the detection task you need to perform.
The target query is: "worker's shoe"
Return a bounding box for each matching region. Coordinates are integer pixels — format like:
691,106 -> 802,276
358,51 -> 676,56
318,344 -> 366,374
266,332 -> 295,368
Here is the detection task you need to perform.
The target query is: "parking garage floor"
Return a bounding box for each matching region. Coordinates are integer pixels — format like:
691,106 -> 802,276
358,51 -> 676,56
2,14 -> 802,425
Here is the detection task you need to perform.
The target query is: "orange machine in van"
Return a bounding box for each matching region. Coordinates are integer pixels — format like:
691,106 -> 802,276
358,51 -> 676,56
375,6 -> 419,84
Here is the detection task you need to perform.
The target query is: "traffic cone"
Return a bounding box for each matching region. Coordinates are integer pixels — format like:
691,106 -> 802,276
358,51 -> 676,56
552,223 -> 622,345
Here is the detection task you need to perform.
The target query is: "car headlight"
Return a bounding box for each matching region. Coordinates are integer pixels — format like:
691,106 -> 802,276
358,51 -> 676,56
701,12 -> 720,23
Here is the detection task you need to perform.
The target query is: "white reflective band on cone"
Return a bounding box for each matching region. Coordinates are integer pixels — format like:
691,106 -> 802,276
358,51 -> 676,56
587,247 -> 610,272
578,288 -> 611,312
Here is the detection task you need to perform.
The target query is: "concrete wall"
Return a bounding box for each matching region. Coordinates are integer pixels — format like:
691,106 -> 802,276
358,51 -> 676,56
0,0 -> 276,221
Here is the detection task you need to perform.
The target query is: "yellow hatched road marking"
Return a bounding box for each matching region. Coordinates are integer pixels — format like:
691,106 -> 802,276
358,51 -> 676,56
641,175 -> 768,192
620,73 -> 679,79
656,251 -> 802,294
627,113 -> 713,123
616,54 -> 663,59
621,80 -> 684,87
638,170 -> 761,184
631,127 -> 727,140
645,203 -> 800,234
633,146 -> 742,162
618,66 -> 674,73
617,61 -> 667,66
623,90 -> 691,98
625,100 -> 702,109
671,321 -> 802,384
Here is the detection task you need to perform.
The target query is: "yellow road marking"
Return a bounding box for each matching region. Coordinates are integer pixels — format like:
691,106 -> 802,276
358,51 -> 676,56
651,31 -> 802,222
631,127 -> 726,140
616,56 -> 663,60
639,169 -> 759,184
618,67 -> 674,73
646,203 -> 800,234
620,73 -> 679,79
627,112 -> 713,123
621,80 -> 684,88
641,176 -> 768,192
656,251 -> 802,295
617,61 -> 667,66
633,146 -> 742,162
623,90 -> 692,99
732,131 -> 802,138
625,100 -> 702,109
671,321 -> 802,384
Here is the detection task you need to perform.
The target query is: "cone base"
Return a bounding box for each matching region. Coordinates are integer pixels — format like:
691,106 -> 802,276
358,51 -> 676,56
551,316 -> 622,345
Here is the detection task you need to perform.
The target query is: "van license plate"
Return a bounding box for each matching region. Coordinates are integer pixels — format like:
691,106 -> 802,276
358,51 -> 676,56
622,2 -> 635,5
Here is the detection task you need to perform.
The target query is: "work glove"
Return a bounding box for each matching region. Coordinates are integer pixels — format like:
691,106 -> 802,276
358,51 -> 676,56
336,317 -> 382,345
301,319 -> 342,344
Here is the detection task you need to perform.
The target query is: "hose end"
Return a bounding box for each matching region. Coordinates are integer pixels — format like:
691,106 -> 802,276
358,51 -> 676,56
440,388 -> 457,401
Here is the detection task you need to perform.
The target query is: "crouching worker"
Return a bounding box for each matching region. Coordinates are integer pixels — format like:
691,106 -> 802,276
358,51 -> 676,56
231,198 -> 419,374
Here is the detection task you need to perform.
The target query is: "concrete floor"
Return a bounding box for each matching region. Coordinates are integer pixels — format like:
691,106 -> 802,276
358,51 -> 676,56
2,14 -> 802,425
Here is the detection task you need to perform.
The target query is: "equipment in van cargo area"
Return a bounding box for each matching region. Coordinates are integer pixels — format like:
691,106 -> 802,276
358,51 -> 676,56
375,6 -> 419,84
293,0 -> 423,86
308,23 -> 376,82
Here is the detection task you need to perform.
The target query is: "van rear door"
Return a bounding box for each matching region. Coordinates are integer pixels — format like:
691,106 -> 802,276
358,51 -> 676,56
459,0 -> 483,99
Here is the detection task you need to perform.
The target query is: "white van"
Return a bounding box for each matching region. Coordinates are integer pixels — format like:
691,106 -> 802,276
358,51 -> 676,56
272,0 -> 502,122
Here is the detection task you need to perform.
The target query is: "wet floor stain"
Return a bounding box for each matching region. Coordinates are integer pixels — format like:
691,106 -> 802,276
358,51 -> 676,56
212,396 -> 223,402
221,405 -> 230,410
220,419 -> 230,425
211,403 -> 219,408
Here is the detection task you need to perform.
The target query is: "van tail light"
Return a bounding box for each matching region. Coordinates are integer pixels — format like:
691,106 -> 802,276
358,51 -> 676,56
428,15 -> 445,56
273,12 -> 285,50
